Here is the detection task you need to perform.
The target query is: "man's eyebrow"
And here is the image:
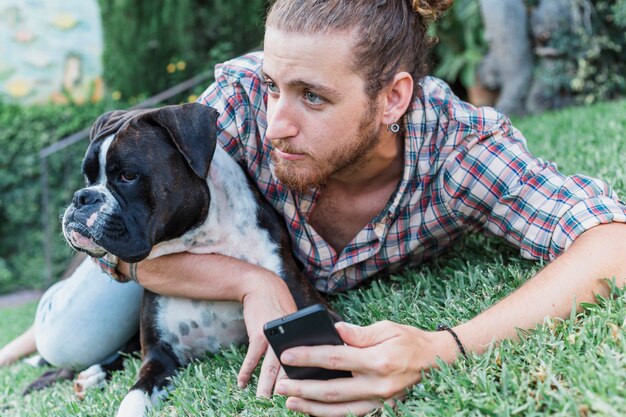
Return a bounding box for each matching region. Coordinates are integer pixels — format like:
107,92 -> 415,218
262,71 -> 341,98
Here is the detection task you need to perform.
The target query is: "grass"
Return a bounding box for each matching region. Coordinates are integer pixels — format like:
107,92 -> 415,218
1,98 -> 626,416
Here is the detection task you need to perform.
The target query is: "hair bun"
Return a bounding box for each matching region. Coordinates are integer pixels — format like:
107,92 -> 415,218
411,0 -> 453,20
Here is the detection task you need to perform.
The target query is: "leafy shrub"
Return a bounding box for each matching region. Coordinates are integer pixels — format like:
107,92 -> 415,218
98,0 -> 269,101
430,0 -> 626,106
429,0 -> 487,90
0,102 -> 108,293
539,0 -> 626,104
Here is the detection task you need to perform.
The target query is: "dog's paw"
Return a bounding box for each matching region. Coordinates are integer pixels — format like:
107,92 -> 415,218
74,364 -> 107,400
115,390 -> 151,417
22,354 -> 48,367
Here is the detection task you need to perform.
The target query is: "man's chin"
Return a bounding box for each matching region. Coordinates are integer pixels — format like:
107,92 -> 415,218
274,166 -> 327,193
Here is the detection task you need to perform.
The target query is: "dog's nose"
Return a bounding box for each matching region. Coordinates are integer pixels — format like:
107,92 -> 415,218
73,189 -> 104,208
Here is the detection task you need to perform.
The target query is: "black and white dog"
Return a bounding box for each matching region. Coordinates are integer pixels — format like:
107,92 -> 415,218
61,103 -> 330,416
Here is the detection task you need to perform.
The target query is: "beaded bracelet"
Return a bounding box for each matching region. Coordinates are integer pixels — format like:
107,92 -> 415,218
437,324 -> 468,358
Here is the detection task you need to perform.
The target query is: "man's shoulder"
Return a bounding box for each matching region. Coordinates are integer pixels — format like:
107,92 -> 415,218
415,76 -> 506,134
215,51 -> 265,82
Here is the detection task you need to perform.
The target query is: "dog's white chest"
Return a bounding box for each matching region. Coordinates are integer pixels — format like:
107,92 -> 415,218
148,146 -> 284,277
155,298 -> 247,363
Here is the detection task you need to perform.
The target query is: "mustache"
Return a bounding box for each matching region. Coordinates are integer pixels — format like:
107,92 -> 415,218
270,139 -> 307,155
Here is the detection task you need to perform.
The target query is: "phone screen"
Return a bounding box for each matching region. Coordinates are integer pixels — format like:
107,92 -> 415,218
264,304 -> 352,380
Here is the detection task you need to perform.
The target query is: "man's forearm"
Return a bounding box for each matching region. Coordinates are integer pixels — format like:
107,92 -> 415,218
454,223 -> 626,359
117,253 -> 288,302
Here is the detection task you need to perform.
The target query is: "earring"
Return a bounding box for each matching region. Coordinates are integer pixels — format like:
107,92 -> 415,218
387,118 -> 400,133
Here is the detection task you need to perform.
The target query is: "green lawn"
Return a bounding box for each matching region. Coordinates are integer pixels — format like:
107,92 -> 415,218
1,99 -> 625,416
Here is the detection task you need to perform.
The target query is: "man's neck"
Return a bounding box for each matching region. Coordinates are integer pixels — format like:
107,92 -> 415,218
308,130 -> 405,253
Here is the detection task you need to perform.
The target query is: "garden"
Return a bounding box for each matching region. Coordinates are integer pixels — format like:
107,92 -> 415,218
1,1 -> 625,416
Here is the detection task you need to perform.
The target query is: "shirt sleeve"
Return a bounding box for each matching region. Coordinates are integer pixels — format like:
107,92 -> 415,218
196,53 -> 267,174
440,121 -> 626,261
91,253 -> 131,282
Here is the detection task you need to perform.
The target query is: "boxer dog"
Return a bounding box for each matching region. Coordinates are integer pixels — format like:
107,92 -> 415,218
61,103 -> 332,416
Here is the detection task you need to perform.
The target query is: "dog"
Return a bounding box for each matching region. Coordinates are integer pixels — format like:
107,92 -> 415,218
61,103 -> 331,416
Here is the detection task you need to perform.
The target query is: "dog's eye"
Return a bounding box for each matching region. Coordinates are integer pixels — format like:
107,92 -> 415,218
120,172 -> 138,183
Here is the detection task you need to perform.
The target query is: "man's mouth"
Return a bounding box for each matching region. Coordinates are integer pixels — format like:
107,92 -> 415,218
272,147 -> 306,161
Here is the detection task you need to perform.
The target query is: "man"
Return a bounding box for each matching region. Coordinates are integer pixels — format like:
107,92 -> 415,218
6,1 -> 626,416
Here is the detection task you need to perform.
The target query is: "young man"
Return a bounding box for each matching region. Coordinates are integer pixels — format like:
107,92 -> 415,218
6,1 -> 626,416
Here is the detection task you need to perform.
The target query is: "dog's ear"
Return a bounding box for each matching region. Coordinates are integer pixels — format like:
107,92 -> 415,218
150,103 -> 219,179
89,110 -> 133,142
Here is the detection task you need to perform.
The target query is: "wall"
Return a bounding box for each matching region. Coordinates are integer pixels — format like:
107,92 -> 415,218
0,0 -> 103,104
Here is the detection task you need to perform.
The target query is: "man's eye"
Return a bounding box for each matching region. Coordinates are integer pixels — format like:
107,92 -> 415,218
120,172 -> 138,182
266,81 -> 279,93
305,90 -> 324,105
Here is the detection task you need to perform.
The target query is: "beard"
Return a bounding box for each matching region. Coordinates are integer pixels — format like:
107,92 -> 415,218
271,103 -> 381,194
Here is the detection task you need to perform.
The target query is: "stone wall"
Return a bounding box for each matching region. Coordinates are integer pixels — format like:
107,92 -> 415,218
0,0 -> 103,104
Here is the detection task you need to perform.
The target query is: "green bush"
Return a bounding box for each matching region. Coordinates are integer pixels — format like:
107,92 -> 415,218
429,0 -> 487,90
541,0 -> 626,104
0,102 -> 108,294
430,0 -> 626,106
98,0 -> 269,101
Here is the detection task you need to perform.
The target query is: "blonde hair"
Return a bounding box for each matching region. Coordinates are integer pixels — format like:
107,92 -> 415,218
266,0 -> 453,99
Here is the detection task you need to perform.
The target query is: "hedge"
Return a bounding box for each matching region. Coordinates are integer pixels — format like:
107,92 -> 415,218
0,102 -> 109,293
98,0 -> 269,100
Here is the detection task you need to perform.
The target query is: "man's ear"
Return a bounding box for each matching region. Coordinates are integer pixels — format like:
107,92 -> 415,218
150,103 -> 220,179
381,72 -> 414,125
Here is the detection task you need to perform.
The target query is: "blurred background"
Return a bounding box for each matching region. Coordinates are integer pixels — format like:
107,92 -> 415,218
0,0 -> 624,295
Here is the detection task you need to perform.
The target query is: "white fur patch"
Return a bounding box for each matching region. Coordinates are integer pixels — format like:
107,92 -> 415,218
115,389 -> 152,417
74,364 -> 106,400
92,135 -> 119,212
22,354 -> 46,367
98,135 -> 113,186
149,146 -> 284,276
86,211 -> 98,227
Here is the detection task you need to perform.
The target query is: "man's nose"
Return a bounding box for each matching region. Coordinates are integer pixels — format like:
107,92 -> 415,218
265,96 -> 298,141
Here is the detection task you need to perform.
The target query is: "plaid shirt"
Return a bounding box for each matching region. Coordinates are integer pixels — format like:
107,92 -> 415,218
195,51 -> 626,294
98,52 -> 626,293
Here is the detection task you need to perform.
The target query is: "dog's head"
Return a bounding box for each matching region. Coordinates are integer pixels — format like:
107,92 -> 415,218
62,103 -> 219,263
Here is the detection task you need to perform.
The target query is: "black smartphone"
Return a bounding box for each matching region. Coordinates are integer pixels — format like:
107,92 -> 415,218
264,304 -> 352,380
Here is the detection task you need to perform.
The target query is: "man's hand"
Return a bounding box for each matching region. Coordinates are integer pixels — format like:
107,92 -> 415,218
237,273 -> 298,396
274,320 -> 455,417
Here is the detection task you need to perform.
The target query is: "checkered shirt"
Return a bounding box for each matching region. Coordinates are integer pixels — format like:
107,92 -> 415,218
193,51 -> 626,294
98,51 -> 626,293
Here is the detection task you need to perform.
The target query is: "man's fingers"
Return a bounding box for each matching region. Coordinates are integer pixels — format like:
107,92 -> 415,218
273,367 -> 288,395
285,397 -> 386,417
276,376 -> 401,403
335,321 -> 398,348
256,347 -> 281,398
238,337 -> 267,388
281,344 -> 374,373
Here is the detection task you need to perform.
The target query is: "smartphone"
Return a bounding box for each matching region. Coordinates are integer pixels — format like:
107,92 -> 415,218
264,304 -> 352,380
